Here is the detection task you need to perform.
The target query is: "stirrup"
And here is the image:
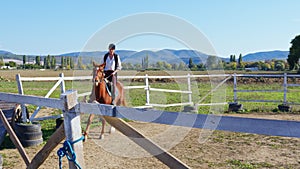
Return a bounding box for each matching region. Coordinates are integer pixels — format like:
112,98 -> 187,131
111,100 -> 115,105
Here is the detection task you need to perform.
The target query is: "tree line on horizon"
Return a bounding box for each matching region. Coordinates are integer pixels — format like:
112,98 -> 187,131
0,55 -> 290,72
0,35 -> 299,72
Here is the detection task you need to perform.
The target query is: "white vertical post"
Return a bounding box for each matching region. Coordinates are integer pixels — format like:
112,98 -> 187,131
187,73 -> 192,104
16,74 -> 27,122
61,90 -> 85,169
60,73 -> 66,94
233,73 -> 237,103
16,74 -> 24,95
283,73 -> 287,104
145,74 -> 150,105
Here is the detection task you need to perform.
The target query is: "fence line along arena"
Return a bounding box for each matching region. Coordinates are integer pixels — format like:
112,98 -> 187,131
0,73 -> 299,168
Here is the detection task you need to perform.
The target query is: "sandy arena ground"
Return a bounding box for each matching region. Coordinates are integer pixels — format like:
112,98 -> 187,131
0,112 -> 300,169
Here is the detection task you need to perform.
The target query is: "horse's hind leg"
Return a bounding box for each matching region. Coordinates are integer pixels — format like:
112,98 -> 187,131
84,114 -> 94,141
121,97 -> 127,106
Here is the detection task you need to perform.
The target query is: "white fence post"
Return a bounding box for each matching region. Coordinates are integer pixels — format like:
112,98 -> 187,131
233,73 -> 237,103
16,74 -> 27,122
60,73 -> 66,94
187,73 -> 192,104
61,90 -> 85,169
283,73 -> 287,104
145,74 -> 150,105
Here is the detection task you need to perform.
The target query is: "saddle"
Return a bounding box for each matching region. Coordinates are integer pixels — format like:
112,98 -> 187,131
105,81 -> 118,98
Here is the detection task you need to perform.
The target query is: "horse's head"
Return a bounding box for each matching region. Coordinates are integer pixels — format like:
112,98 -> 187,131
94,63 -> 106,86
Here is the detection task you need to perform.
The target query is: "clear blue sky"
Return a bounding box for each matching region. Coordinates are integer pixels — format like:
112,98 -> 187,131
0,0 -> 299,57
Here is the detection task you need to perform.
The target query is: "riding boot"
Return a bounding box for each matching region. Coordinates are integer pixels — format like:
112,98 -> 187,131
111,75 -> 117,105
111,82 -> 115,105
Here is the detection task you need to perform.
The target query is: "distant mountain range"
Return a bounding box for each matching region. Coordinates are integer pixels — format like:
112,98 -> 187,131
242,50 -> 289,62
0,49 -> 289,65
60,49 -> 208,64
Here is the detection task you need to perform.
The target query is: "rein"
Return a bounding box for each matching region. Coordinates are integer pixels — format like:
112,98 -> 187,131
95,68 -> 113,84
95,68 -> 110,84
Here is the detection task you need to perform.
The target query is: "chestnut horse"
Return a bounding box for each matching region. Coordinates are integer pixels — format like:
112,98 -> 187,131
84,63 -> 126,140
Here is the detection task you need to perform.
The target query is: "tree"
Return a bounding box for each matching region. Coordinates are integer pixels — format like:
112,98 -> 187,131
230,55 -> 236,62
163,61 -> 172,70
43,57 -> 47,69
238,54 -> 242,65
171,63 -> 179,70
122,62 -> 134,70
156,61 -> 164,69
134,63 -> 142,70
23,55 -> 26,68
178,62 -> 186,70
0,56 -> 4,67
8,61 -> 16,67
188,58 -> 195,69
261,63 -> 271,71
46,55 -> 51,69
142,55 -> 149,69
51,56 -> 56,69
35,56 -> 41,66
287,35 -> 300,70
70,57 -> 74,69
206,55 -> 222,70
77,56 -> 84,69
275,60 -> 285,71
197,63 -> 206,71
61,56 -> 65,68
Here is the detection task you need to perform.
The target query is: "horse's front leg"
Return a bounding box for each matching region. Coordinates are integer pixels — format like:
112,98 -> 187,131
99,116 -> 106,139
109,126 -> 116,133
84,114 -> 95,141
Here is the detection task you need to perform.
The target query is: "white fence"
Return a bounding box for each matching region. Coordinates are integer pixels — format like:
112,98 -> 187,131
15,72 -> 300,121
232,73 -> 300,105
16,73 -> 197,121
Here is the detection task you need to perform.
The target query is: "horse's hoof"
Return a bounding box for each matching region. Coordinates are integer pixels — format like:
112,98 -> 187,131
83,132 -> 88,142
99,134 -> 104,139
109,127 -> 116,133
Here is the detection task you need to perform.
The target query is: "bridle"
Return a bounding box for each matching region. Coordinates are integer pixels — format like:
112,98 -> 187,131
94,67 -> 105,86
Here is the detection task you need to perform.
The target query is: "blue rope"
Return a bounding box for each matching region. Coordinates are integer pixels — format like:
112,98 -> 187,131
57,136 -> 85,169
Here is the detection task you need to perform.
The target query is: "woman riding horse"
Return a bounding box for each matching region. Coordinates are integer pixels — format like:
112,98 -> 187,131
84,44 -> 126,139
100,43 -> 121,105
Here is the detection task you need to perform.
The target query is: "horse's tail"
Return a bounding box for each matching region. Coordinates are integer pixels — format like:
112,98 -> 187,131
121,96 -> 127,106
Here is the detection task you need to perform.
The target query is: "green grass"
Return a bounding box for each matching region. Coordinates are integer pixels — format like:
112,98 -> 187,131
0,136 -> 15,149
1,72 -> 300,145
2,75 -> 300,113
0,119 -> 58,150
226,159 -> 274,169
40,119 -> 57,142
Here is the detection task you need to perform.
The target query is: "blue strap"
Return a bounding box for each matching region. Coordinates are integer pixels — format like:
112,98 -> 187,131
57,136 -> 85,169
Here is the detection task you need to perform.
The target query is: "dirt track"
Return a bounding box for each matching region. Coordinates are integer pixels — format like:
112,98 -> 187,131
1,113 -> 300,169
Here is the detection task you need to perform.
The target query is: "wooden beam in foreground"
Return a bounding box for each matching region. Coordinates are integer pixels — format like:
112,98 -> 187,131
27,123 -> 65,169
103,116 -> 190,169
0,109 -> 30,166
